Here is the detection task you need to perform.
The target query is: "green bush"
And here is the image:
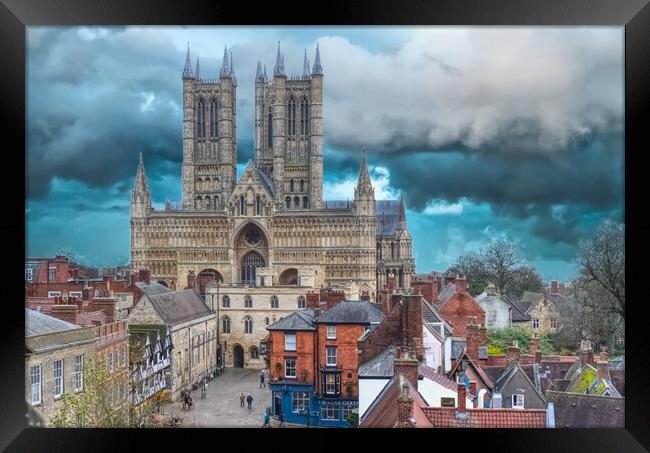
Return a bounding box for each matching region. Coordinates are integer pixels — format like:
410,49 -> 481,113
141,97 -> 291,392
486,327 -> 558,355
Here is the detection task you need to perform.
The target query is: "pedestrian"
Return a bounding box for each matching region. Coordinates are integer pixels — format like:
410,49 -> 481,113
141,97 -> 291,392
260,370 -> 266,388
246,393 -> 253,410
262,409 -> 271,428
240,392 -> 245,408
277,409 -> 284,427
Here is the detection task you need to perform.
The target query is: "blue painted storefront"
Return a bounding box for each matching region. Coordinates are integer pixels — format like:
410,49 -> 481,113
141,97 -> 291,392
269,382 -> 357,428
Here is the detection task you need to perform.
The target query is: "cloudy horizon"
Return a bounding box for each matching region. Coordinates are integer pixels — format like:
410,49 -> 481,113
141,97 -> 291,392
25,26 -> 624,281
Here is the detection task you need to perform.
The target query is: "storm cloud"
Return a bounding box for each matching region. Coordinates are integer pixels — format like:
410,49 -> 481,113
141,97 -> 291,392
26,26 -> 624,276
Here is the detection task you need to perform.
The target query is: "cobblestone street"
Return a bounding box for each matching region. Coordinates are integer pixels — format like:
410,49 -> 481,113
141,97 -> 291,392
162,368 -> 300,428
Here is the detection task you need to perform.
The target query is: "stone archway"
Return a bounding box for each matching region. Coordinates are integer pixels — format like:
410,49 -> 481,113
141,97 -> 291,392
196,269 -> 224,299
278,268 -> 298,285
233,344 -> 244,368
234,222 -> 269,285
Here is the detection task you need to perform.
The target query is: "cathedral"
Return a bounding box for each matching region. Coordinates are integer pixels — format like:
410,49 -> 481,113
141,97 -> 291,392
130,42 -> 415,366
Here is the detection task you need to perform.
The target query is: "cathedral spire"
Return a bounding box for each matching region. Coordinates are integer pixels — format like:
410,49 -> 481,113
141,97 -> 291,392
302,48 -> 311,79
220,45 -> 231,77
312,42 -> 323,75
274,41 -> 285,76
229,51 -> 235,76
195,57 -> 200,81
354,147 -> 375,215
256,61 -> 264,82
182,42 -> 193,79
358,148 -> 372,188
263,64 -> 268,81
396,194 -> 408,232
131,152 -> 151,211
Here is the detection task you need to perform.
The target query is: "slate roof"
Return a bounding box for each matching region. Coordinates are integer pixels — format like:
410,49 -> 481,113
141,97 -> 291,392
359,345 -> 395,377
514,291 -> 544,314
26,308 -> 81,337
360,374 -> 433,428
142,289 -> 212,325
491,362 -> 546,403
610,368 -> 625,396
313,300 -> 385,324
422,300 -> 453,337
266,309 -> 316,331
476,292 -> 531,322
135,281 -> 172,295
545,391 -> 624,428
375,200 -> 402,236
421,406 -> 547,428
437,283 -> 456,306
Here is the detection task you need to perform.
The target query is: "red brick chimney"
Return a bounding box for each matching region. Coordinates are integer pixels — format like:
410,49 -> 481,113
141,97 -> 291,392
397,379 -> 415,428
139,269 -> 152,285
455,276 -> 468,294
90,295 -> 116,323
50,304 -> 79,325
401,294 -> 424,360
103,275 -> 114,292
596,361 -> 610,380
457,381 -> 467,411
306,291 -> 320,309
70,268 -> 79,280
394,349 -> 420,390
530,335 -> 539,355
535,351 -> 542,364
550,280 -> 559,294
321,288 -> 345,311
478,324 -> 487,364
380,287 -> 390,315
466,317 -> 479,362
506,341 -> 521,365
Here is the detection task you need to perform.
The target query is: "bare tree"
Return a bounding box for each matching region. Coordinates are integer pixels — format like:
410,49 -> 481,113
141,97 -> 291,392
451,239 -> 543,298
577,220 -> 625,319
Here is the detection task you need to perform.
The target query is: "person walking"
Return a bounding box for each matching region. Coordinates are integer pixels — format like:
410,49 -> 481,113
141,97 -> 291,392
246,394 -> 253,410
260,369 -> 266,388
262,408 -> 271,428
277,409 -> 284,427
240,392 -> 245,408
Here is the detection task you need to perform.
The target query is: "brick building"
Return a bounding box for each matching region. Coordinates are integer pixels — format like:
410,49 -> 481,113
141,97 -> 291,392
266,297 -> 384,427
436,277 -> 485,337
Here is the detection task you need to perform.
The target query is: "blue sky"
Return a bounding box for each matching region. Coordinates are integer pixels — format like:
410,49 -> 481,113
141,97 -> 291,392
26,27 -> 624,281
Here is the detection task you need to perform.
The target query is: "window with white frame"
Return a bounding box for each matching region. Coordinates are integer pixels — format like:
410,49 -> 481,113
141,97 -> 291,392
342,402 -> 356,421
321,401 -> 340,420
285,358 -> 296,378
326,325 -> 336,339
74,355 -> 84,391
69,291 -> 82,298
326,346 -> 337,367
53,359 -> 64,399
47,291 -> 62,298
25,268 -> 33,281
512,394 -> 525,409
49,268 -> 57,280
285,333 -> 296,351
30,364 -> 41,405
532,319 -> 540,329
323,373 -> 340,395
292,391 -> 309,413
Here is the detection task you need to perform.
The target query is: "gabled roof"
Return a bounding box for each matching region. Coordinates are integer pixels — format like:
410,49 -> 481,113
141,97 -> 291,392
566,364 -> 598,393
266,309 -> 315,331
447,348 -> 494,390
419,364 -> 459,393
26,308 -> 81,337
141,289 -> 212,325
360,373 -> 433,428
255,168 -> 274,195
237,160 -> 273,197
437,283 -> 456,306
492,362 -> 546,403
313,300 -> 385,324
515,291 -> 545,314
421,300 -> 453,339
359,345 -> 395,377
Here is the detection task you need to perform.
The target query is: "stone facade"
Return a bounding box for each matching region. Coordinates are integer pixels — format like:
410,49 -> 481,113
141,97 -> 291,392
129,43 -> 414,309
527,297 -> 561,334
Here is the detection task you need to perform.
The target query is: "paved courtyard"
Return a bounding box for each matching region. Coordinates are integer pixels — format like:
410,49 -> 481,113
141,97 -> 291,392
162,368 -> 300,428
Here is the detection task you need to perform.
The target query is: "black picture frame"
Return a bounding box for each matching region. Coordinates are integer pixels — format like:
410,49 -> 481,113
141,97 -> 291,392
3,0 -> 649,451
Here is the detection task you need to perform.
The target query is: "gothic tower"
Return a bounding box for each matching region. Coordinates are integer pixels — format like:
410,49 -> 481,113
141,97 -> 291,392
354,149 -> 375,216
254,42 -> 324,210
181,44 -> 237,211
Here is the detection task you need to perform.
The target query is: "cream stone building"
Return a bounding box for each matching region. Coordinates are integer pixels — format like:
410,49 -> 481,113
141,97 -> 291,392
130,43 -> 415,367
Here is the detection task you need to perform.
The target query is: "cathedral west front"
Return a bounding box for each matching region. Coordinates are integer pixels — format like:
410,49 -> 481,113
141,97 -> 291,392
130,42 -> 415,367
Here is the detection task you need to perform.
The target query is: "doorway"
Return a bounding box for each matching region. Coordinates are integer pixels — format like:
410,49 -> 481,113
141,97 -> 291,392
233,344 -> 244,368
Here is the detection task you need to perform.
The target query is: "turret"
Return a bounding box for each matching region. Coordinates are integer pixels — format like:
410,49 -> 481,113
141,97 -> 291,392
354,148 -> 375,216
272,42 -> 287,207
220,45 -> 231,78
302,49 -> 311,79
131,152 -> 152,218
309,42 -> 324,208
182,43 -> 193,79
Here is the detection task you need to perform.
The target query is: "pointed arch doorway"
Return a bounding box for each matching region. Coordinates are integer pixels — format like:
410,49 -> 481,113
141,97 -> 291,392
233,344 -> 244,368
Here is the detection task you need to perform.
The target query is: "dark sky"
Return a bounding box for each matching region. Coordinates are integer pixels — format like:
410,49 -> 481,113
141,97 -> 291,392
25,27 -> 624,281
